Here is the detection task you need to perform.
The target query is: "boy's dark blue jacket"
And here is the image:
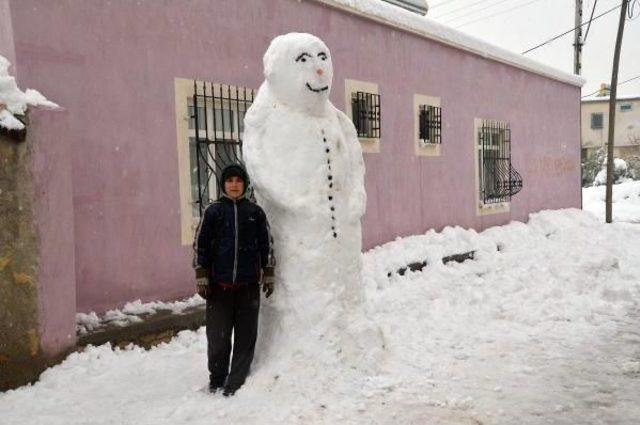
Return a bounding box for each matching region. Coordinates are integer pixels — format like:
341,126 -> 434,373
193,165 -> 270,286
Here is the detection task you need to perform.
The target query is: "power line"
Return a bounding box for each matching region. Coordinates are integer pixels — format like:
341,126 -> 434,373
442,0 -> 513,24
454,0 -> 546,29
581,74 -> 640,98
521,2 -> 622,54
429,0 -> 467,10
432,0 -> 493,19
583,0 -> 598,42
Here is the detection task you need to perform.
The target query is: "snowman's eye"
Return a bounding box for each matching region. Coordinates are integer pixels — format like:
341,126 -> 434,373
318,52 -> 327,61
295,52 -> 312,63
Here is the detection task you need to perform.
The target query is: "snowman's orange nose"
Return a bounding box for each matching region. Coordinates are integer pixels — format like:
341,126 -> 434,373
316,69 -> 323,76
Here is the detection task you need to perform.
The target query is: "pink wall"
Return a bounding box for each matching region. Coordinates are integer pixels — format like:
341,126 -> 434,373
7,0 -> 581,316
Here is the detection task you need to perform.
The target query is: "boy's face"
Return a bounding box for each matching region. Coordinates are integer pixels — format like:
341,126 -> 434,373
224,176 -> 245,200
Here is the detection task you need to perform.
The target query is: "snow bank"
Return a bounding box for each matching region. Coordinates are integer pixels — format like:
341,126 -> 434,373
592,158 -> 630,186
362,225 -> 491,289
583,180 -> 640,223
76,295 -> 205,335
0,55 -> 58,131
3,208 -> 640,424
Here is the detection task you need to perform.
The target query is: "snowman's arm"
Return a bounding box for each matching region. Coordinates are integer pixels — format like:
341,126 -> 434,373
244,129 -> 297,211
256,206 -> 271,270
336,110 -> 367,218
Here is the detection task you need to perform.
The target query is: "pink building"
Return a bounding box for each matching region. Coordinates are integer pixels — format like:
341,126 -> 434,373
1,0 -> 582,365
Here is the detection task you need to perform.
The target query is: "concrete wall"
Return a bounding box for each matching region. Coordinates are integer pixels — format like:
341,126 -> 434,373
7,0 -> 581,316
0,126 -> 42,390
0,111 -> 75,390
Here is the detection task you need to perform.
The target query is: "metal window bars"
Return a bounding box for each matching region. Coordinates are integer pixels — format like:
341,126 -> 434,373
351,91 -> 381,138
479,120 -> 523,204
590,113 -> 603,129
190,81 -> 255,216
418,105 -> 442,144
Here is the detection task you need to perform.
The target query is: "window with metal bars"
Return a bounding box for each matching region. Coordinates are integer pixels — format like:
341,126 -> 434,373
418,105 -> 441,144
188,81 -> 255,216
351,91 -> 381,139
477,120 -> 523,204
590,113 -> 603,129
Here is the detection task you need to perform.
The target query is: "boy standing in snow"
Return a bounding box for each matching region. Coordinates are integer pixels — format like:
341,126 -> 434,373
193,163 -> 274,396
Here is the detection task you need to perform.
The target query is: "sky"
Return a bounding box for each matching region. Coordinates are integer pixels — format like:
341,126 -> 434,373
426,0 -> 640,97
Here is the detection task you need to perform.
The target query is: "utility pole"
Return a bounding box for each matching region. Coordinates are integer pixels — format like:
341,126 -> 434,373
574,0 -> 583,75
606,0 -> 629,223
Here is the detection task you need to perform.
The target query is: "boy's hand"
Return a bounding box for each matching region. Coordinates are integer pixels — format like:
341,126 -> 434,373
196,277 -> 210,299
262,267 -> 275,298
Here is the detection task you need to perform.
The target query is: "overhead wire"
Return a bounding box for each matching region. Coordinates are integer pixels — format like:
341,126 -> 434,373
583,0 -> 598,42
442,0 -> 513,24
431,0 -> 495,20
581,74 -> 640,98
454,0 -> 546,29
429,0 -> 467,10
521,2 -> 622,54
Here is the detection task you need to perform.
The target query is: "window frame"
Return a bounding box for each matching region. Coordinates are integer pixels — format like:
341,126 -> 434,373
344,79 -> 381,153
591,112 -> 604,129
620,103 -> 632,112
473,118 -> 511,216
174,78 -> 253,244
413,94 -> 441,157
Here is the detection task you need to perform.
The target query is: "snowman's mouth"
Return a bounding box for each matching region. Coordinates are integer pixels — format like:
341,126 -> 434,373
306,83 -> 329,93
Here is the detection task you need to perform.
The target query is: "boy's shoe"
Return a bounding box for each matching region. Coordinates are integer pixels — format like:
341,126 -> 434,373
209,382 -> 224,394
222,386 -> 238,397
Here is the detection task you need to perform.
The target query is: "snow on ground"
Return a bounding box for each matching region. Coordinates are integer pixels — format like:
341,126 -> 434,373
583,180 -> 640,223
0,55 -> 58,130
2,209 -> 640,424
76,295 -> 205,335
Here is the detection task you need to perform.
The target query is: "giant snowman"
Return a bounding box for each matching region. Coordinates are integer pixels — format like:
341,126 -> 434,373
243,33 -> 377,368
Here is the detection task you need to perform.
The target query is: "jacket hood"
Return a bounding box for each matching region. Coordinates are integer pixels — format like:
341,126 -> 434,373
219,163 -> 250,197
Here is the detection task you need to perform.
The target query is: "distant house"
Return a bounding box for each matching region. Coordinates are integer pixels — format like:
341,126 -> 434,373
0,0 -> 583,371
581,93 -> 640,161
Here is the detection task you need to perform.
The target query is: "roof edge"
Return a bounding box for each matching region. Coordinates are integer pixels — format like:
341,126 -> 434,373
582,96 -> 640,103
311,0 -> 586,88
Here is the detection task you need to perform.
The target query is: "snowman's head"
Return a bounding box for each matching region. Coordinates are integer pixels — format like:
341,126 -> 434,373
263,33 -> 333,115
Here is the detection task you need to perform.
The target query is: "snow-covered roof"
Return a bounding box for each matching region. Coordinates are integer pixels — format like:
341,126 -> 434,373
582,94 -> 640,103
312,0 -> 585,87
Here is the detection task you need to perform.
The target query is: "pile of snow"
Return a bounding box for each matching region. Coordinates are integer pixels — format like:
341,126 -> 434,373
2,209 -> 640,424
363,225 -> 487,288
0,55 -> 58,130
583,180 -> 640,223
76,295 -> 205,335
592,158 -> 631,186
